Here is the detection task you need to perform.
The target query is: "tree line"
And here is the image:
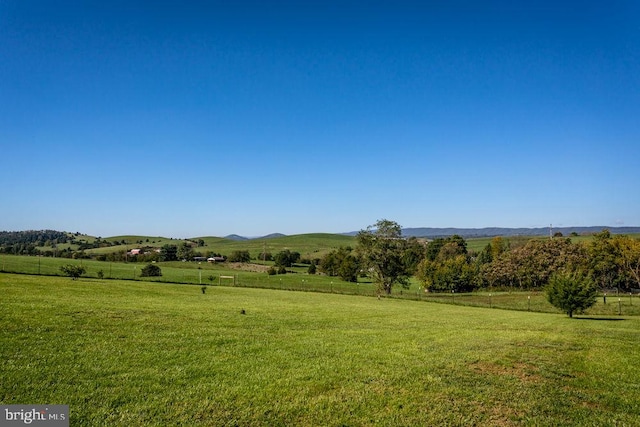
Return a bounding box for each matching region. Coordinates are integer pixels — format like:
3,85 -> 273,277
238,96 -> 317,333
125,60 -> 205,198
318,221 -> 640,295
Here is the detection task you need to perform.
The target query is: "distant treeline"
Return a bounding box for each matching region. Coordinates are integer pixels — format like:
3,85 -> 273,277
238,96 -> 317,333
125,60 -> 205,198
0,230 -> 115,257
319,230 -> 640,293
400,226 -> 640,238
0,230 -> 69,246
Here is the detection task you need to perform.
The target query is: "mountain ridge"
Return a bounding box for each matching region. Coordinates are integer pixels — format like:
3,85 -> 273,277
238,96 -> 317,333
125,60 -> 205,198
341,226 -> 640,238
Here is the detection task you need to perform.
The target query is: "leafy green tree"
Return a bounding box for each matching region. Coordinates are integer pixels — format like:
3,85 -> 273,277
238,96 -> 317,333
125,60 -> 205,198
613,236 -> 640,288
402,237 -> 426,274
489,236 -> 508,259
425,238 -> 446,261
481,238 -> 586,290
228,250 -> 251,263
336,250 -> 359,282
417,255 -> 477,292
177,242 -> 195,261
140,263 -> 162,277
274,250 -> 300,268
476,243 -> 493,265
160,244 -> 178,262
436,241 -> 466,261
257,252 -> 273,261
319,247 -> 359,281
587,230 -> 621,290
60,264 -> 86,280
356,219 -> 410,295
307,262 -> 317,274
546,273 -> 597,318
319,251 -> 339,276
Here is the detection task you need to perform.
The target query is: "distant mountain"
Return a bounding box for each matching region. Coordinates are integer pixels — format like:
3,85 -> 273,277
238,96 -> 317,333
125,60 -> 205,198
259,233 -> 286,239
224,233 -> 287,241
401,226 -> 640,238
343,226 -> 640,238
224,234 -> 249,241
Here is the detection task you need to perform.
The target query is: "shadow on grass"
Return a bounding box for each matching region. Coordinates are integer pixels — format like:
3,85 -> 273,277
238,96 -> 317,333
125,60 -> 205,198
574,317 -> 626,321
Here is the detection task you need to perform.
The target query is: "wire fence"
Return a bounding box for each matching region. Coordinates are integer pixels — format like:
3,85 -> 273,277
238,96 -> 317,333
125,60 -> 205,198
2,254 -> 639,316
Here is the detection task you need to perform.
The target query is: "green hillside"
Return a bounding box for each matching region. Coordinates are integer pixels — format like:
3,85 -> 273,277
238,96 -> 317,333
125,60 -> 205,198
83,233 -> 356,260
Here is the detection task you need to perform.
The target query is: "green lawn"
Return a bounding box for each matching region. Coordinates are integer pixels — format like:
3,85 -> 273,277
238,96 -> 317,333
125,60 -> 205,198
3,254 -> 640,317
1,273 -> 639,426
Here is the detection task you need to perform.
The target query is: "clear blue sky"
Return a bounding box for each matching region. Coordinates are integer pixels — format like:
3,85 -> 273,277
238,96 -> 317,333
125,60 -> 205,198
1,1 -> 639,238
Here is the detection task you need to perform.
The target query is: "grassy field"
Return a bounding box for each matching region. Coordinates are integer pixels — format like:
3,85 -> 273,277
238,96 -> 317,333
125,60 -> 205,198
2,254 -> 640,317
79,233 -> 356,260
1,273 -> 639,426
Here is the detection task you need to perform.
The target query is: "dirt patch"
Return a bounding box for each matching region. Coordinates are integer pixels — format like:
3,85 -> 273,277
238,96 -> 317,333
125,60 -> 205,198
470,360 -> 543,384
227,262 -> 271,273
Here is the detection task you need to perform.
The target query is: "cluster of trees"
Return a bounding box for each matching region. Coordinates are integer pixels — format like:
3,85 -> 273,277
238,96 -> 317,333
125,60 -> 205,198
319,247 -> 359,282
317,221 -> 640,297
474,230 -> 640,292
264,250 -> 303,275
0,230 -> 69,255
0,230 -> 69,246
0,230 -> 189,258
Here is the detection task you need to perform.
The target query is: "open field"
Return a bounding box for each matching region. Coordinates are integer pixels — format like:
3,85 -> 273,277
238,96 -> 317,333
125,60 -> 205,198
2,254 -> 640,317
1,273 -> 639,426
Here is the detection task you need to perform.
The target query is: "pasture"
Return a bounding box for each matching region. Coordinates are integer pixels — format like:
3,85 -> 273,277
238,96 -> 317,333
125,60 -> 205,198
2,254 -> 640,316
81,233 -> 357,260
1,273 -> 639,426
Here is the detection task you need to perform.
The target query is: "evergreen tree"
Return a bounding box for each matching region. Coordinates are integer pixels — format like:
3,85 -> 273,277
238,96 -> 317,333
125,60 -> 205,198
546,273 -> 597,318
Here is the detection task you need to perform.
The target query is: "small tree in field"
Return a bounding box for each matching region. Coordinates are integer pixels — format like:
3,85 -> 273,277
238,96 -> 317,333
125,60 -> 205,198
140,263 -> 162,277
546,272 -> 597,318
60,264 -> 86,280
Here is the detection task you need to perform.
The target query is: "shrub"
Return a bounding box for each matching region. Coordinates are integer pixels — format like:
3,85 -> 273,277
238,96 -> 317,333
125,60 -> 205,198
60,264 -> 86,280
228,250 -> 251,263
308,262 -> 317,274
257,252 -> 273,261
140,264 -> 162,277
546,272 -> 597,318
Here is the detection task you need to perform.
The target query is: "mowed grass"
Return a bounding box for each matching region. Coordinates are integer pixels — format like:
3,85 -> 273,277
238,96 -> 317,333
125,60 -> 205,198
1,273 -> 639,426
3,254 -> 640,316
